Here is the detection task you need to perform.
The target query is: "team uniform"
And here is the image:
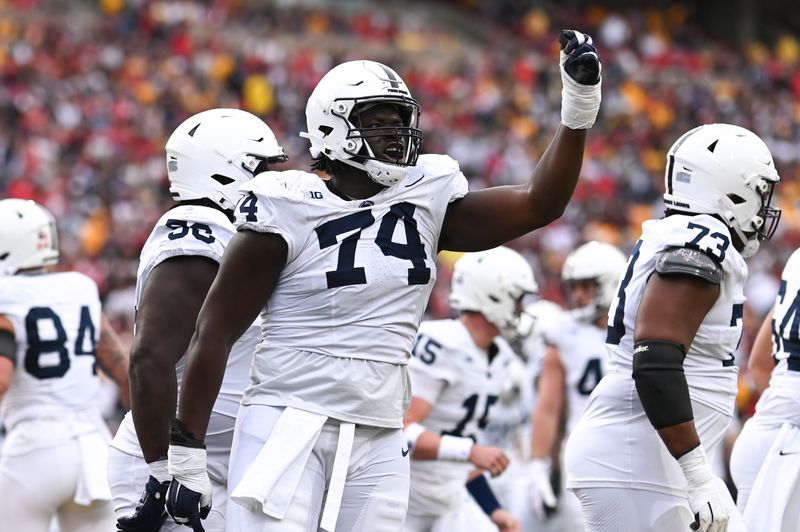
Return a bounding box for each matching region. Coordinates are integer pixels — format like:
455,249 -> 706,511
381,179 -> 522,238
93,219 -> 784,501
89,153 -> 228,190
484,300 -> 562,531
565,214 -> 746,531
729,248 -> 800,530
0,272 -> 116,532
224,154 -> 467,531
403,318 -> 515,531
107,205 -> 259,531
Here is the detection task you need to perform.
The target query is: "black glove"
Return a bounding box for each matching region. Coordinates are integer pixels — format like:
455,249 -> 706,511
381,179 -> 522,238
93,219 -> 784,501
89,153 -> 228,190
116,475 -> 170,532
559,29 -> 601,85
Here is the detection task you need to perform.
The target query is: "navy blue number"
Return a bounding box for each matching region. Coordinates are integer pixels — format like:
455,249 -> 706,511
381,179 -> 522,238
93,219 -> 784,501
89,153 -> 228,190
24,306 -> 97,379
238,192 -> 258,222
376,203 -> 431,285
477,395 -> 499,429
24,307 -> 69,379
577,357 -> 603,395
776,281 -> 800,355
165,219 -> 215,244
315,211 -> 375,288
687,222 -> 729,262
443,394 -> 498,439
315,203 -> 431,288
607,239 -> 642,345
412,334 -> 442,364
443,394 -> 479,438
75,305 -> 97,374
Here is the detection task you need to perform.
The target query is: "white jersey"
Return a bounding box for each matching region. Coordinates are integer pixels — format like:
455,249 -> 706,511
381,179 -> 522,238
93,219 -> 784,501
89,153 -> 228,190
111,205 -> 258,470
407,318 -> 515,516
542,312 -> 607,433
566,214 -> 747,495
235,155 -> 468,428
0,272 -> 103,433
605,213 -> 746,410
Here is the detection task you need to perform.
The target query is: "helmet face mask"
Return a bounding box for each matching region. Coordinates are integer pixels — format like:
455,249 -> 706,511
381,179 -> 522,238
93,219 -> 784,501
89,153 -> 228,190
449,246 -> 538,341
166,108 -> 287,212
302,61 -> 423,187
0,199 -> 59,276
662,123 -> 781,258
561,241 -> 627,322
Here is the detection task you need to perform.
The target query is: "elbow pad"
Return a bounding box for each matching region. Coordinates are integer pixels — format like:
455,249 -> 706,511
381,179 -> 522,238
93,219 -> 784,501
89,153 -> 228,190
632,340 -> 694,429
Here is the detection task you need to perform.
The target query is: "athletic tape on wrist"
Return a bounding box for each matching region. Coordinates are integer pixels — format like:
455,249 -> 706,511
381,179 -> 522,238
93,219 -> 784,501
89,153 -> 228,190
437,435 -> 473,462
168,444 -> 208,493
560,56 -> 601,130
677,445 -> 715,488
147,457 -> 171,483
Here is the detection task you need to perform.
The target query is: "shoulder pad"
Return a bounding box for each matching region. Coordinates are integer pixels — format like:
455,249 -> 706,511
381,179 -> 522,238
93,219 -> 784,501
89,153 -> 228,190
656,247 -> 723,284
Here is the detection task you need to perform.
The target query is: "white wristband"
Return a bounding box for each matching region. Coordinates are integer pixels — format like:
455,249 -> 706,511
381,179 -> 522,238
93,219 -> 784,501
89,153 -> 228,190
147,458 -> 171,483
437,435 -> 474,462
560,53 -> 602,130
405,422 -> 426,450
677,445 -> 714,488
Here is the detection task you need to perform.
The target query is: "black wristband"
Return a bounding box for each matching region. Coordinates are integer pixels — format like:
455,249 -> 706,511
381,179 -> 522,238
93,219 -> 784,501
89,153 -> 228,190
466,474 -> 501,516
169,418 -> 205,449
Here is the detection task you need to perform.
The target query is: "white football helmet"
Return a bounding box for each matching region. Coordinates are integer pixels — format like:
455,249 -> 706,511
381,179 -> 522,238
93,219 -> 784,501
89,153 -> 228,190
663,123 -> 781,258
0,198 -> 59,275
166,108 -> 287,212
301,60 -> 422,187
562,241 -> 627,322
450,246 -> 538,339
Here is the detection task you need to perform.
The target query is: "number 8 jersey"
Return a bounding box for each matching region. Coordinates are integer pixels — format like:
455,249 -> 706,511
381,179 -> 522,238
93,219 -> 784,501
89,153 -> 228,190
0,271 -> 102,430
235,155 -> 468,428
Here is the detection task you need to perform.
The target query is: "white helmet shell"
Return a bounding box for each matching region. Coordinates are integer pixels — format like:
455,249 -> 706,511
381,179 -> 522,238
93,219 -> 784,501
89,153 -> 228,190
663,123 -> 781,258
562,241 -> 627,322
166,108 -> 286,212
301,60 -> 422,187
450,246 -> 538,339
0,199 -> 59,275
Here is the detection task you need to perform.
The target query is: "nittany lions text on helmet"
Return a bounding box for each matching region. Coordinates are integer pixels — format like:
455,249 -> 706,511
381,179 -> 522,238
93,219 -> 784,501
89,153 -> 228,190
0,198 -> 59,275
561,241 -> 627,322
662,123 -> 781,258
302,60 -> 423,187
449,246 -> 538,340
165,108 -> 287,212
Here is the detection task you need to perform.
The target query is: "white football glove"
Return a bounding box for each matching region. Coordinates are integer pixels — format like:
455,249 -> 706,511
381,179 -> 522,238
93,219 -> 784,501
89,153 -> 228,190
166,419 -> 212,531
559,29 -> 602,130
529,459 -> 558,520
678,446 -> 733,532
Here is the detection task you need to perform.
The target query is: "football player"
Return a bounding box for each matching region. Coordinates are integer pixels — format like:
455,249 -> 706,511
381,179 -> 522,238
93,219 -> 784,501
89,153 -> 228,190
166,29 -> 602,532
403,247 -> 535,532
0,198 -> 130,532
729,249 -> 800,531
528,241 -> 626,531
107,108 -> 287,532
564,123 -> 781,532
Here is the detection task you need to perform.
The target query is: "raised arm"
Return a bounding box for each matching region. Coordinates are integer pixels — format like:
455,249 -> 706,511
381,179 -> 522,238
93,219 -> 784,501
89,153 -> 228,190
748,307 -> 776,395
96,313 -> 130,409
439,30 -> 601,252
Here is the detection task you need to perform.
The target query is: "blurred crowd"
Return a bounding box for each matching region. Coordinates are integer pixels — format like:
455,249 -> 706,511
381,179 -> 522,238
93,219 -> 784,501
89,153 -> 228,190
0,0 -> 798,420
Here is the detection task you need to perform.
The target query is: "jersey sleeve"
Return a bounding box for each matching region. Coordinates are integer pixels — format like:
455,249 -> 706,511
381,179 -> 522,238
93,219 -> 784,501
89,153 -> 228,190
653,214 -> 745,278
143,208 -> 233,271
0,278 -> 25,320
408,323 -> 458,404
235,171 -> 315,263
416,154 -> 469,204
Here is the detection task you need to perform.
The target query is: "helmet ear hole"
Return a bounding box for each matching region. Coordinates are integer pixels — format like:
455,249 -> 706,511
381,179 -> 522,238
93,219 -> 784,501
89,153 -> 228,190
727,194 -> 747,205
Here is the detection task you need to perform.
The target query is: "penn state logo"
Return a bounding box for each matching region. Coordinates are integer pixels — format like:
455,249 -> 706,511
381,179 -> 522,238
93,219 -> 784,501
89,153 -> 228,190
359,200 -> 374,208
